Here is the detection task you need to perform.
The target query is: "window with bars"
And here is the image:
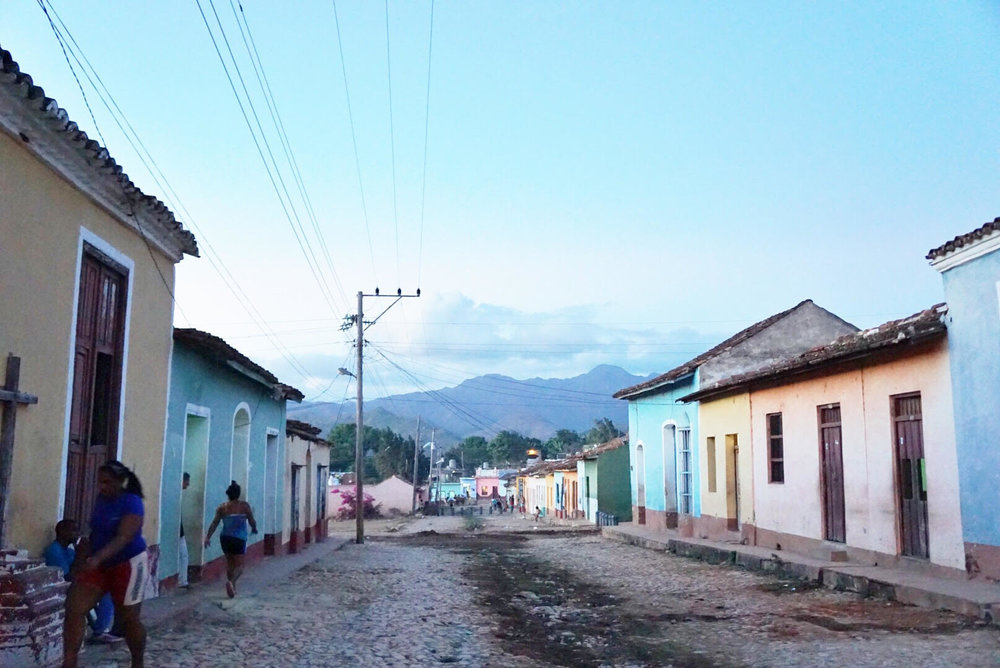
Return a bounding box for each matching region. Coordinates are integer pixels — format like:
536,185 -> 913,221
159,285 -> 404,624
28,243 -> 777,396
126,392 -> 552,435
767,413 -> 784,483
679,428 -> 693,513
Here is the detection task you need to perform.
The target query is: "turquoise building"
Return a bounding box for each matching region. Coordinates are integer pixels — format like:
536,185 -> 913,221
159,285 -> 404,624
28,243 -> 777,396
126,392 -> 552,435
159,329 -> 302,590
928,218 -> 1000,579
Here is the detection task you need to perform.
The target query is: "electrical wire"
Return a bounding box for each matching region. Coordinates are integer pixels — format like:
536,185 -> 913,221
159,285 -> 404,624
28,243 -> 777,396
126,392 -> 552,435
330,0 -> 379,286
417,0 -> 434,290
384,0 -> 400,287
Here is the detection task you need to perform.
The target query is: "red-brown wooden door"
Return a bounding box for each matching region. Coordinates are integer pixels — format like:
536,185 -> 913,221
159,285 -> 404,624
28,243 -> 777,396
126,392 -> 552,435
819,405 -> 846,543
65,249 -> 127,529
894,394 -> 929,558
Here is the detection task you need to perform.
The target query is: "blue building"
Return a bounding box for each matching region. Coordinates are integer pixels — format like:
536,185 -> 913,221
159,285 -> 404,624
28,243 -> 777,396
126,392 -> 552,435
614,300 -> 856,534
159,329 -> 302,591
928,218 -> 1000,579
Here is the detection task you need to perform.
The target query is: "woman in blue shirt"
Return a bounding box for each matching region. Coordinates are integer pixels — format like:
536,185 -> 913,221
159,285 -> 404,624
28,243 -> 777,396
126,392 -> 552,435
204,481 -> 258,598
62,460 -> 147,668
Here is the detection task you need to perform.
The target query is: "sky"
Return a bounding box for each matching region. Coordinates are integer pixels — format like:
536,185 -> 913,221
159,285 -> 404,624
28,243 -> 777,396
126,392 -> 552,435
5,1 -> 1000,403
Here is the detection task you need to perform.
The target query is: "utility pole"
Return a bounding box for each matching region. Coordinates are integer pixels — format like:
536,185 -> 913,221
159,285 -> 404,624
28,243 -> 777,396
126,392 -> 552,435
411,415 -> 421,513
342,288 -> 420,545
354,291 -> 364,545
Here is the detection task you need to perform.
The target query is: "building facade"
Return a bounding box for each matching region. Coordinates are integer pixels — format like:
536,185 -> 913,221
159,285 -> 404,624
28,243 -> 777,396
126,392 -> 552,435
928,219 -> 1000,578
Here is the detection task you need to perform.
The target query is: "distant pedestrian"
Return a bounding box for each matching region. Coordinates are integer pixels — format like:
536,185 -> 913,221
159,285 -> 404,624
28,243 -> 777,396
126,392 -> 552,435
533,506 -> 541,522
204,481 -> 258,598
177,472 -> 190,589
62,460 -> 148,668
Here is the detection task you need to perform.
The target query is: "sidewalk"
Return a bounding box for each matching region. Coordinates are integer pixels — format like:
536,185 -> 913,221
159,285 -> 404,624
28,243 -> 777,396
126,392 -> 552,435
602,522 -> 1000,622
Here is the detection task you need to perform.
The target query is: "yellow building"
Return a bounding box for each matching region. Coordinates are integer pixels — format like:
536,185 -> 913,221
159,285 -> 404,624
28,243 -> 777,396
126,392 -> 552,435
694,393 -> 755,542
0,48 -> 197,560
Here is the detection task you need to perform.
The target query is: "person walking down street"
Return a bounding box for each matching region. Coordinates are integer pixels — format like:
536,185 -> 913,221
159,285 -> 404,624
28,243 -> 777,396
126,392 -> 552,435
62,460 -> 149,668
533,506 -> 541,522
45,520 -> 119,645
177,472 -> 190,589
204,481 -> 258,598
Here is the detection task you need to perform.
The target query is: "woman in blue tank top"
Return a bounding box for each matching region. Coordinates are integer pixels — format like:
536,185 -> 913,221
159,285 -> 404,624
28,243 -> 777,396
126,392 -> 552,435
204,481 -> 258,598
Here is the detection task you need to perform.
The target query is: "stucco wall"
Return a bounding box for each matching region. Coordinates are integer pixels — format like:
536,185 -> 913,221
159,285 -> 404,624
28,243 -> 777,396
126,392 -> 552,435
698,393 -> 754,527
940,250 -> 1000,548
160,344 -> 286,581
0,130 -> 176,555
750,340 -> 963,569
626,374 -> 700,518
700,303 -> 857,387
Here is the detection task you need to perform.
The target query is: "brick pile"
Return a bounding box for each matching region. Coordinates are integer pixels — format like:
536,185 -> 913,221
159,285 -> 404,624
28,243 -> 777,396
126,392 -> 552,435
0,555 -> 67,667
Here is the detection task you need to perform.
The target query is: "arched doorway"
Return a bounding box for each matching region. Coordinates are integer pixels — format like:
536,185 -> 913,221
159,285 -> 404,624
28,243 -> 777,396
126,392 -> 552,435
636,443 -> 646,525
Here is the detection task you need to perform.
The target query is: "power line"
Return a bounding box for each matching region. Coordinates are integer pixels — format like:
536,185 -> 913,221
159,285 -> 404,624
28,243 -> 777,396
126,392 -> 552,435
42,0 -> 328,382
231,0 -> 350,310
196,0 -> 343,319
417,0 -> 434,290
383,0 -> 400,286
329,0 -> 379,285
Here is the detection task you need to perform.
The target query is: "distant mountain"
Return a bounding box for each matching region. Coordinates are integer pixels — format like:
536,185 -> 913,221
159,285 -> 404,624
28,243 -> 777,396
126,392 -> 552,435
288,364 -> 654,449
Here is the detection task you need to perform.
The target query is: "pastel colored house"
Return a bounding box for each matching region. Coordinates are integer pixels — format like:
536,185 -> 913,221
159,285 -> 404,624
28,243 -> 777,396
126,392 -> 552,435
928,218 -> 1000,578
685,306 -> 964,572
0,46 -> 197,664
614,301 -> 857,534
369,474 -> 420,514
285,419 -> 330,552
688,391 -> 756,542
576,437 -> 631,523
475,465 -> 502,499
160,329 -> 302,589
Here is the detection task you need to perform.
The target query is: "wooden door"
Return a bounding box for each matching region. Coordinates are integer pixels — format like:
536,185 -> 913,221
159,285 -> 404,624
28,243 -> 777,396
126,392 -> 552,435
65,250 -> 127,529
819,405 -> 846,543
895,394 -> 929,558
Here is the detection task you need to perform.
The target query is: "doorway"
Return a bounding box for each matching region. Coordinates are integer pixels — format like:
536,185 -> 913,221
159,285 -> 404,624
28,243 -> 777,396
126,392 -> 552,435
819,404 -> 846,543
894,394 -> 929,558
289,464 -> 302,553
181,411 -> 208,580
725,434 -> 739,532
636,444 -> 646,525
65,248 -> 128,529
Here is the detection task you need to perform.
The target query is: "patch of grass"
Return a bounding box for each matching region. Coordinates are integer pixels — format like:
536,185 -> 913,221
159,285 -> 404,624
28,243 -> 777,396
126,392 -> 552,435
464,515 -> 484,532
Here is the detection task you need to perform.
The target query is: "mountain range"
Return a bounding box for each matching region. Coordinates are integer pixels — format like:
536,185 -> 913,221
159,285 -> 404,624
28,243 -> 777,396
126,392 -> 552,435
287,364 -> 654,449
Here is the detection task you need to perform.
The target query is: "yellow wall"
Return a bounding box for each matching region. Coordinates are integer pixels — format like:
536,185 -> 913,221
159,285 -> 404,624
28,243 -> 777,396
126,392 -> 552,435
0,131 -> 176,554
698,393 -> 754,526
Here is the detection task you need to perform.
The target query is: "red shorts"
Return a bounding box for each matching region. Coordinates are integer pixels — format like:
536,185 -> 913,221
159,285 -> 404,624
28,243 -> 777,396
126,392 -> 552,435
76,551 -> 147,608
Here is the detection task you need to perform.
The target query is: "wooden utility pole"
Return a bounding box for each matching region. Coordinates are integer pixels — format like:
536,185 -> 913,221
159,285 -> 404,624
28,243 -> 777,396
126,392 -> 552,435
0,355 -> 38,549
354,292 -> 364,545
343,288 -> 420,544
411,416 -> 421,513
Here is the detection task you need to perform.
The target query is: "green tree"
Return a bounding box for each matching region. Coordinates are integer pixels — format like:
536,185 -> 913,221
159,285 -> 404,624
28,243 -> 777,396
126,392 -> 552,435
328,423 -> 427,483
544,428 -> 583,457
488,430 -> 542,467
583,418 -> 625,445
445,436 -> 490,475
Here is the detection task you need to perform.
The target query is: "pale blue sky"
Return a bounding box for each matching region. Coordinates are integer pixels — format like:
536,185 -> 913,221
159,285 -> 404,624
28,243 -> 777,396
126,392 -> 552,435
5,1 -> 999,400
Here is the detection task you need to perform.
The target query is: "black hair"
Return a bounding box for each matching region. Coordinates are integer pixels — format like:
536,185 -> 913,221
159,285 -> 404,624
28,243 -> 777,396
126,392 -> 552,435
100,460 -> 145,498
182,471 -> 191,481
226,480 -> 241,501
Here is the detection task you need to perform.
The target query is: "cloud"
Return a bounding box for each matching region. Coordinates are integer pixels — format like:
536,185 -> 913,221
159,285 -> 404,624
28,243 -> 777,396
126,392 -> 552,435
260,292 -> 727,401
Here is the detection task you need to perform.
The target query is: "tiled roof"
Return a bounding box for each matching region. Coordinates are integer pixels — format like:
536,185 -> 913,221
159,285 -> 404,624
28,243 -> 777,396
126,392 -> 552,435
174,328 -> 303,401
614,300 -> 836,399
287,419 -> 326,443
0,45 -> 197,260
926,217 -> 1000,261
517,436 -> 627,475
682,304 -> 948,403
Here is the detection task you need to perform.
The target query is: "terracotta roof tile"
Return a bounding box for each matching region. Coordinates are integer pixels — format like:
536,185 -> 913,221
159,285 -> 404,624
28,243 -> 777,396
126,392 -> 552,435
0,45 -> 197,259
926,217 -> 1000,260
174,328 -> 303,401
683,304 -> 947,402
286,419 -> 326,443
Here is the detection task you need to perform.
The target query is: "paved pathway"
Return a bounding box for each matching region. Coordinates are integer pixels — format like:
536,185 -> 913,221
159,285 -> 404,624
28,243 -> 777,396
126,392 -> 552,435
78,515 -> 1000,667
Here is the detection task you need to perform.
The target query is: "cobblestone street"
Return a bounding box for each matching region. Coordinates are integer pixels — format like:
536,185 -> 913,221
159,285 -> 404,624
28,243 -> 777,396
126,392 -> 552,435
81,517 -> 1000,667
